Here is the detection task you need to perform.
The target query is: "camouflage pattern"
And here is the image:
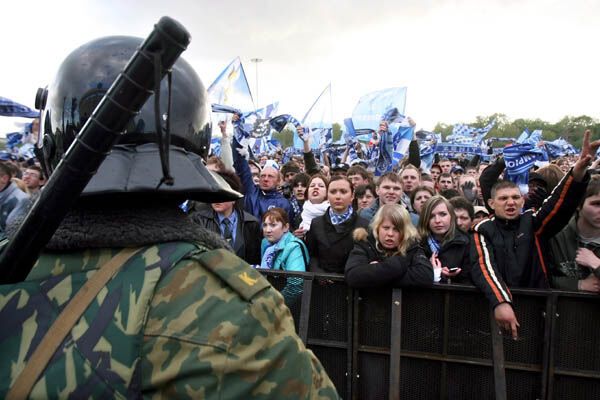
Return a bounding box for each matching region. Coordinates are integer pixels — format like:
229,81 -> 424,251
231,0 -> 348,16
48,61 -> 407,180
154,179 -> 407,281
0,242 -> 339,399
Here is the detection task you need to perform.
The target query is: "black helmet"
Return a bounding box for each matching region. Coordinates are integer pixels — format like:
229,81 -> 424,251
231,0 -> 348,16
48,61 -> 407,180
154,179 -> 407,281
37,35 -> 239,202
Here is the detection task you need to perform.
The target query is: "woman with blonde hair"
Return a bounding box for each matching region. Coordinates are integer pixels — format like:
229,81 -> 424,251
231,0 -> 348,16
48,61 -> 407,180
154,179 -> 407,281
418,195 -> 471,284
345,204 -> 433,288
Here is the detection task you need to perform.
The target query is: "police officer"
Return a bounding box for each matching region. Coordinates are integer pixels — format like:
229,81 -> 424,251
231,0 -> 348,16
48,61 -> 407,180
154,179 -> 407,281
0,36 -> 338,399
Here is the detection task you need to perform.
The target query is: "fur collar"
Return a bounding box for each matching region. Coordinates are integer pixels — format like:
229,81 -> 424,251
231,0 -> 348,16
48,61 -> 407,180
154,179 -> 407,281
7,203 -> 231,252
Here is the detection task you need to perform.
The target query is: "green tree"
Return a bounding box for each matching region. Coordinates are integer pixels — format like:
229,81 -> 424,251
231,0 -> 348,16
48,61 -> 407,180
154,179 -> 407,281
431,114 -> 599,150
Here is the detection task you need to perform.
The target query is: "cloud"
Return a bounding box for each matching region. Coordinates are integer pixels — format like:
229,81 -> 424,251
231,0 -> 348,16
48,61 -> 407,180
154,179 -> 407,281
2,0 -> 600,132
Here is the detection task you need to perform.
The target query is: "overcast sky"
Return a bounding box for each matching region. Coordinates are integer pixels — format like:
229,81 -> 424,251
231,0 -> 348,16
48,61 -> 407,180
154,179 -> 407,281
2,0 -> 599,133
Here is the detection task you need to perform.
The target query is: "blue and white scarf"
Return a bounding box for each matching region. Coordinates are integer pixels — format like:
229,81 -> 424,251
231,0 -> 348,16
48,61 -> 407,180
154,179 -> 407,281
503,143 -> 545,194
427,235 -> 442,255
290,196 -> 302,219
329,206 -> 354,225
261,241 -> 279,269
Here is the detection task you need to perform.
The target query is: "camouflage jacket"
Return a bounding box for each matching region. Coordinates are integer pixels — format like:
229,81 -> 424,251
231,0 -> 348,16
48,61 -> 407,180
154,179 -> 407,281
0,242 -> 339,399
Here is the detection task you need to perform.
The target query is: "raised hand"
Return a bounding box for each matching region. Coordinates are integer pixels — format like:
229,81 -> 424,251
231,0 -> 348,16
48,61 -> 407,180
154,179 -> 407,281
573,130 -> 600,181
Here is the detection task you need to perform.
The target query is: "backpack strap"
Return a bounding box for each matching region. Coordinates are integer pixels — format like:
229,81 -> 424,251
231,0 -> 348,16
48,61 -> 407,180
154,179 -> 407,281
292,237 -> 309,269
7,247 -> 143,400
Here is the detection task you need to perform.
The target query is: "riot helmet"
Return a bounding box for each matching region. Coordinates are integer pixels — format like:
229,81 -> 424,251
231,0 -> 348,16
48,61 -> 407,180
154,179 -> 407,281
37,35 -> 240,203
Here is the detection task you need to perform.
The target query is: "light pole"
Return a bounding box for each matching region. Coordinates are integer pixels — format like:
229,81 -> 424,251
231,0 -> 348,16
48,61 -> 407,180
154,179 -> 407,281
250,58 -> 262,109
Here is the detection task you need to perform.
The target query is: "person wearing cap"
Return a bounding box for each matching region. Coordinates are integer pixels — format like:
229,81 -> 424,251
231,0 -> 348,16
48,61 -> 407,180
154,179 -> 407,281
451,165 -> 464,184
281,161 -> 301,185
331,163 -> 350,177
472,205 -> 490,226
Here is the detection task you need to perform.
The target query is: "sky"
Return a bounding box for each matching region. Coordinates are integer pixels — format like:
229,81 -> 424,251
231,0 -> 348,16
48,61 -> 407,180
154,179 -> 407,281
1,0 -> 599,135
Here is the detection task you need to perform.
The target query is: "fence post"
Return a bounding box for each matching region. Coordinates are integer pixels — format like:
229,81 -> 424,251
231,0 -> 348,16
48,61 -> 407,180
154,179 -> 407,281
389,289 -> 403,400
298,277 -> 313,342
543,292 -> 558,400
490,310 -> 507,400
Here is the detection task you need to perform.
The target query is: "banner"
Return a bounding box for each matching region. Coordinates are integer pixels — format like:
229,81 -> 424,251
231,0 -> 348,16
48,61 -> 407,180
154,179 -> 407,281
351,87 -> 407,132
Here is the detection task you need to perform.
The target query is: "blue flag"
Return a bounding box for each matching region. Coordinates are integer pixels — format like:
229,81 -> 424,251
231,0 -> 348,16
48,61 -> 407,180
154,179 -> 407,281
351,87 -> 407,132
0,97 -> 39,118
416,131 -> 442,171
391,117 -> 415,166
447,121 -> 495,145
208,58 -> 256,139
516,128 -> 543,146
207,57 -> 255,111
545,137 -> 578,158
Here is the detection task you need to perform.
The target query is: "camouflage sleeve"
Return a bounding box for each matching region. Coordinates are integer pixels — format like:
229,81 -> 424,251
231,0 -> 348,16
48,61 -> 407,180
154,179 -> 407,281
141,249 -> 339,400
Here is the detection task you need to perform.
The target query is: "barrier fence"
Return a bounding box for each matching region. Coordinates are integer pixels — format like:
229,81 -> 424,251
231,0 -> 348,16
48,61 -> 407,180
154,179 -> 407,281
260,270 -> 600,400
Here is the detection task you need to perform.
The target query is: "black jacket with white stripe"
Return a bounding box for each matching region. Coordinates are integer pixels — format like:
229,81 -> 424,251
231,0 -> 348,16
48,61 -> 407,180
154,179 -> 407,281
470,169 -> 589,308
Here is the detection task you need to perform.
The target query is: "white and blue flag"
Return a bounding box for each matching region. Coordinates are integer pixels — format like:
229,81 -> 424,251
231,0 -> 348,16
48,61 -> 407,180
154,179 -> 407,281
447,121 -> 495,145
351,87 -> 407,132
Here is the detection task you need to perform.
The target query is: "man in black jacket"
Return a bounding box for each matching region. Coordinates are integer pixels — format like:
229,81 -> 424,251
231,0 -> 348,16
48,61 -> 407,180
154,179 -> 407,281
471,130 -> 600,339
189,171 -> 262,265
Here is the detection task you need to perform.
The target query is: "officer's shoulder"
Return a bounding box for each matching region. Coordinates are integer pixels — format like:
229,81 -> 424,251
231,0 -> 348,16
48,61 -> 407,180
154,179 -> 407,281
187,248 -> 271,301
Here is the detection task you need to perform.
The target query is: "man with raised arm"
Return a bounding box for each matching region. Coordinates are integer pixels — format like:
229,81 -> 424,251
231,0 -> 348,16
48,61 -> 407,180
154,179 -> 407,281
471,130 -> 600,339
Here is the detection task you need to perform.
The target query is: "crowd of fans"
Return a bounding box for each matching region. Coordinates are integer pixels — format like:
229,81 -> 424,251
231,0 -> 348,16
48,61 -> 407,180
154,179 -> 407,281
1,118 -> 599,340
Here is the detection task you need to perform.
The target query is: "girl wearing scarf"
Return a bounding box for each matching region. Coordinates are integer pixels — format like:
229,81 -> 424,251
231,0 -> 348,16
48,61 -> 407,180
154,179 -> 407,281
418,196 -> 471,284
260,207 -> 308,305
305,176 -> 369,274
345,204 -> 433,288
295,174 -> 330,236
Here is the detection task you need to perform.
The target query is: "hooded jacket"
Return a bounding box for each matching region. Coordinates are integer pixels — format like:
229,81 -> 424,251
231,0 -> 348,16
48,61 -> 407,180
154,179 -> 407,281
345,228 -> 433,288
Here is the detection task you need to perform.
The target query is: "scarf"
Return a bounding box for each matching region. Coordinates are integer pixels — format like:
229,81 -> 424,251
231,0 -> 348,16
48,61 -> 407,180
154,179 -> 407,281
329,205 -> 354,225
260,240 -> 280,269
300,200 -> 330,231
427,235 -> 442,255
290,196 -> 303,218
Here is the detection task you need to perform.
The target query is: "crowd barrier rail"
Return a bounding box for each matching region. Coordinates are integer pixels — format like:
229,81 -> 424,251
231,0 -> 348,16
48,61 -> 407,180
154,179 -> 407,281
260,270 -> 600,400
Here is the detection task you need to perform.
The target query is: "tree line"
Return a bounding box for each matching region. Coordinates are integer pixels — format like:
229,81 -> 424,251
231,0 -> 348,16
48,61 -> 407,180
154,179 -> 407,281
270,114 -> 599,150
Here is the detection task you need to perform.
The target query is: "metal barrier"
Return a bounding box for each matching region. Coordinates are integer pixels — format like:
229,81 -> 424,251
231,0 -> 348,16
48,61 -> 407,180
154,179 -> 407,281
261,270 -> 600,400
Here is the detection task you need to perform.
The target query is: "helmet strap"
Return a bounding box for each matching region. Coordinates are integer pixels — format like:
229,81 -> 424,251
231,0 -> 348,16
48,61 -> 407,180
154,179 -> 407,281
151,50 -> 174,188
